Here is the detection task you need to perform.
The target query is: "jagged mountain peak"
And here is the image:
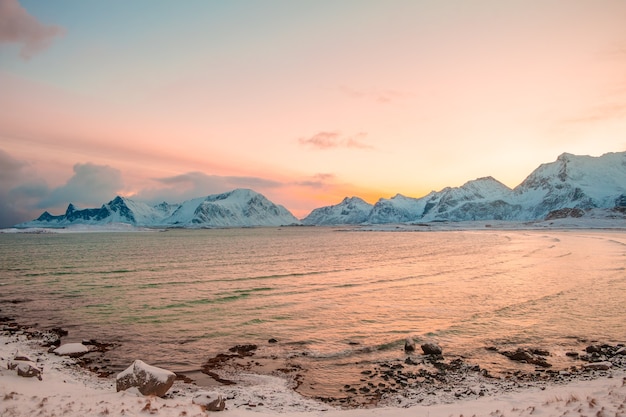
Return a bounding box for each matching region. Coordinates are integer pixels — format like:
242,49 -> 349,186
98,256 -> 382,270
65,203 -> 78,215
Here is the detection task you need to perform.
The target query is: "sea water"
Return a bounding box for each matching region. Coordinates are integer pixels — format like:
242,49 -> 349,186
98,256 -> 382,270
1,227 -> 625,397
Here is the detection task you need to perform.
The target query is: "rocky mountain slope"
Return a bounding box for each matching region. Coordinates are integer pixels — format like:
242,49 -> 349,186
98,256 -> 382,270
20,189 -> 299,228
302,197 -> 373,225
302,151 -> 626,224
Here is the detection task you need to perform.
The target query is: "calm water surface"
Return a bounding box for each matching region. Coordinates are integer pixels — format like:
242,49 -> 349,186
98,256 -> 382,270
1,227 -> 625,394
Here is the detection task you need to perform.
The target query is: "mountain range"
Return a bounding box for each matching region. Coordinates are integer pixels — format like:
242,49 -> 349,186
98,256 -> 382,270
21,189 -> 299,228
17,151 -> 626,228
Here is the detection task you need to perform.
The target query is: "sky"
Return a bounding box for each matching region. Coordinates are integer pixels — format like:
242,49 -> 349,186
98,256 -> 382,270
1,0 -> 625,227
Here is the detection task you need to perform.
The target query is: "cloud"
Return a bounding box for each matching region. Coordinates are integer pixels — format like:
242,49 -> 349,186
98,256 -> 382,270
0,148 -> 25,181
294,173 -> 337,188
298,131 -> 372,150
0,149 -> 55,227
0,149 -> 32,227
0,0 -> 65,59
339,85 -> 410,104
38,163 -> 124,209
137,171 -> 284,204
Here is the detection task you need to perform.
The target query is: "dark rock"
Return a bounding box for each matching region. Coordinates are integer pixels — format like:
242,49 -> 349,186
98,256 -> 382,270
50,327 -> 69,337
268,338 -> 278,344
404,337 -> 416,352
15,361 -> 42,380
507,349 -> 534,362
116,360 -> 176,397
13,351 -> 33,362
583,361 -> 612,371
545,208 -> 585,220
9,352 -> 42,381
421,342 -> 442,355
586,345 -> 603,354
405,357 -> 419,365
501,348 -> 552,367
193,391 -> 226,411
228,344 -> 257,356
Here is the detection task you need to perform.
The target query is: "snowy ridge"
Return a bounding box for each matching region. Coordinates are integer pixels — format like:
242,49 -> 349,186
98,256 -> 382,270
306,151 -> 626,225
302,197 -> 372,225
368,193 -> 430,224
19,189 -> 300,228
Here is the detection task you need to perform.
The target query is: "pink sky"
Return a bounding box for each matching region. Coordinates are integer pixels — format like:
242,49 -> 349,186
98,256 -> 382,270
1,0 -> 625,226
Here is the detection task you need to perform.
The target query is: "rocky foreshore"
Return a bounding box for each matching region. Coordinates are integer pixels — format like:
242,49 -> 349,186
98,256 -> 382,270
199,337 -> 626,408
3,316 -> 625,410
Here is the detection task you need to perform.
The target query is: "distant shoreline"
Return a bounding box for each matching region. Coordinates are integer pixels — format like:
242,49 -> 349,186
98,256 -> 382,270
3,216 -> 626,234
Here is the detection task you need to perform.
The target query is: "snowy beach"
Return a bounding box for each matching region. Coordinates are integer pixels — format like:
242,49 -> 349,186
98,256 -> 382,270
2,330 -> 626,417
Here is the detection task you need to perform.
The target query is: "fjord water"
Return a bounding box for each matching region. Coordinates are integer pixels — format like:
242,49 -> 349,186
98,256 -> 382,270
1,227 -> 625,392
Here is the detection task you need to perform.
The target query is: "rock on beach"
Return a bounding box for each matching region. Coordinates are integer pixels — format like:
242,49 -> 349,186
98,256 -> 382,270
53,343 -> 90,357
404,337 -> 416,352
421,342 -> 443,355
116,359 -> 176,397
192,391 -> 226,411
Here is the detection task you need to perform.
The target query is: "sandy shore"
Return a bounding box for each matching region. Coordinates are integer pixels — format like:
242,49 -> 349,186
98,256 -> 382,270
2,331 -> 626,417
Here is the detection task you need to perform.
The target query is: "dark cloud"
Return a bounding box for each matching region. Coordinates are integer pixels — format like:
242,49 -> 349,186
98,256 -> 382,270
138,171 -> 284,204
38,163 -> 123,209
0,148 -> 25,181
0,0 -> 65,59
294,173 -> 336,189
298,131 -> 372,150
0,150 -> 27,226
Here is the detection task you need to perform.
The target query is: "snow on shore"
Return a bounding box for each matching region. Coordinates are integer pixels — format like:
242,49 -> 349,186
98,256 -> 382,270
2,332 -> 625,417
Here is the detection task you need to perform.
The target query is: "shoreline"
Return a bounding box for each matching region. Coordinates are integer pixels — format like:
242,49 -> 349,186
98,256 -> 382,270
2,212 -> 626,234
2,323 -> 626,416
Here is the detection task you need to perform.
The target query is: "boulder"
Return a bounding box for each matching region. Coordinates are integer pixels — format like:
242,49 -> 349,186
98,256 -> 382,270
8,360 -> 42,380
116,360 -> 176,397
8,351 -> 42,380
192,391 -> 226,412
404,337 -> 416,352
501,348 -> 551,367
583,361 -> 612,371
421,342 -> 442,355
16,361 -> 42,380
53,343 -> 90,357
586,345 -> 603,354
13,351 -> 34,362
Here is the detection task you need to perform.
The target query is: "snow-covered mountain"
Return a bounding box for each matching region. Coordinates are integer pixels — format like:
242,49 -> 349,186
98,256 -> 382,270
304,151 -> 626,225
302,197 -> 372,225
512,152 -> 626,219
15,152 -> 626,228
368,193 -> 430,224
19,189 -> 300,228
414,177 -> 515,221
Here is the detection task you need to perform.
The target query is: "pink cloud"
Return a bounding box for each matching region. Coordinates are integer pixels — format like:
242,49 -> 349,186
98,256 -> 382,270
339,85 -> 410,104
298,131 -> 372,150
0,0 -> 65,59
